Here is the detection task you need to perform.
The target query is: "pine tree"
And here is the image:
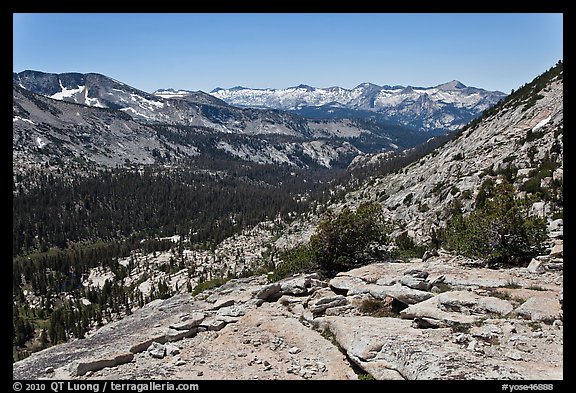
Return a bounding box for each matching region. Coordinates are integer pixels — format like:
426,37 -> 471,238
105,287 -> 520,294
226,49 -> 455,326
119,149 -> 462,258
445,179 -> 547,265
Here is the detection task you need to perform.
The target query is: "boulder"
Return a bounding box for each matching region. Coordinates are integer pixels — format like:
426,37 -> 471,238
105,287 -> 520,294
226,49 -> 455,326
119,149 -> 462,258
546,262 -> 563,271
548,219 -> 563,232
477,297 -> 514,316
216,305 -> 246,318
530,202 -> 547,218
375,277 -> 398,286
169,312 -> 205,330
515,297 -> 562,323
527,259 -> 546,274
400,290 -> 513,327
278,295 -> 306,307
279,276 -> 310,296
505,349 -> 524,361
255,283 -> 282,300
517,168 -> 535,177
400,275 -> 431,291
288,346 -> 301,355
469,324 -> 502,341
210,298 -> 235,310
549,243 -> 563,257
146,342 -> 166,359
403,269 -> 429,279
329,275 -> 366,295
164,343 -> 180,356
164,327 -> 196,342
430,275 -> 446,287
422,249 -> 439,261
552,168 -> 563,182
400,295 -> 477,327
308,289 -> 348,315
200,318 -> 228,331
360,283 -> 434,305
324,305 -> 356,316
70,353 -> 135,376
436,290 -> 479,309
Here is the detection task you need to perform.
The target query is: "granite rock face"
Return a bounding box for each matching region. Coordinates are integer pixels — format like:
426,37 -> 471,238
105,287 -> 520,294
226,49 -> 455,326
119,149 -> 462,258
13,254 -> 563,380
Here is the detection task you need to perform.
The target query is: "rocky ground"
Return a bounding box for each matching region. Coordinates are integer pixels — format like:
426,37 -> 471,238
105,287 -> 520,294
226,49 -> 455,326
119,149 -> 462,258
14,245 -> 563,381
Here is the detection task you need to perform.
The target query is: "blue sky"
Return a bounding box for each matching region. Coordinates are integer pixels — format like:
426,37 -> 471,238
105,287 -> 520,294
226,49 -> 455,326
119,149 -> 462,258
13,13 -> 563,94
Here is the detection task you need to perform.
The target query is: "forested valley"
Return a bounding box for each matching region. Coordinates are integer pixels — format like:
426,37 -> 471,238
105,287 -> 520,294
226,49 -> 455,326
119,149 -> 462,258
12,130 -> 453,361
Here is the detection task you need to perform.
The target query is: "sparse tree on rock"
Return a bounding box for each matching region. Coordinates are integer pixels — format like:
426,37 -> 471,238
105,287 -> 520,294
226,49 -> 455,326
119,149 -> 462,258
445,179 -> 547,265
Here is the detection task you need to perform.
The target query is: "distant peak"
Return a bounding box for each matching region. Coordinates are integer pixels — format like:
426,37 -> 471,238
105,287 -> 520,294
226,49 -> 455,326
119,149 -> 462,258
437,80 -> 467,90
326,86 -> 349,92
154,88 -> 177,93
289,84 -> 315,91
354,82 -> 382,90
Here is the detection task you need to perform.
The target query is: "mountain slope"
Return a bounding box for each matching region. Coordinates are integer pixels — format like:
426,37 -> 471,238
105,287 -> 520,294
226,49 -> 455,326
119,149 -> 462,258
348,63 -> 563,242
13,85 -> 197,168
13,70 -> 312,135
208,81 -> 507,133
278,62 -> 563,251
13,85 -> 370,169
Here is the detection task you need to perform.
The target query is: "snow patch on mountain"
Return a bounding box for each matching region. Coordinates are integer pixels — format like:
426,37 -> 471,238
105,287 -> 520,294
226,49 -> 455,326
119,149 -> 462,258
130,93 -> 165,109
533,116 -> 551,131
120,107 -> 153,120
51,80 -> 85,100
154,89 -> 194,99
84,92 -> 105,108
13,116 -> 35,124
36,137 -> 48,149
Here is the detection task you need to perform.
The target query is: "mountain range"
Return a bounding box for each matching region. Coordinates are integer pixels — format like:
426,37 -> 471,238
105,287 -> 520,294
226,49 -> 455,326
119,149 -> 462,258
203,80 -> 507,133
14,71 -> 440,169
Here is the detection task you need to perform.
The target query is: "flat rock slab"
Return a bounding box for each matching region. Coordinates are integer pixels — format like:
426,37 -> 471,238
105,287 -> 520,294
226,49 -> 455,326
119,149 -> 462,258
13,257 -> 562,381
316,316 -> 528,380
335,258 -> 560,290
135,302 -> 356,380
12,293 -> 198,379
400,291 -> 514,326
400,297 -> 477,326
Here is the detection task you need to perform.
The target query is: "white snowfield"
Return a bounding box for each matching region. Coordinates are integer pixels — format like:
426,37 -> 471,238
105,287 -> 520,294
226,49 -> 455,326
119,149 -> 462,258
50,79 -> 85,100
154,89 -> 194,99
